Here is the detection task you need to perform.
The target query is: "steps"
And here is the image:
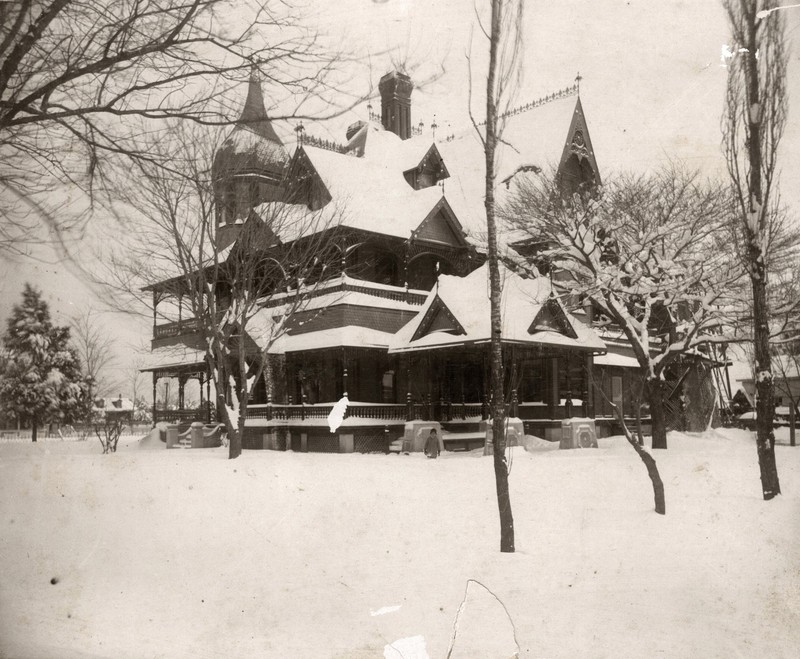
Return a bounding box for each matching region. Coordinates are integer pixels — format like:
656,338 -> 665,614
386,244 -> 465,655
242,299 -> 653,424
441,430 -> 485,452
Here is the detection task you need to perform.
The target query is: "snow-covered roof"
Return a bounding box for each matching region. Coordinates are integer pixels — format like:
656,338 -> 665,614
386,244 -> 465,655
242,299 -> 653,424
139,346 -> 207,373
93,397 -> 135,412
595,349 -> 640,369
389,263 -> 606,354
437,92 -> 582,213
345,120 -> 433,171
301,144 -> 453,240
213,75 -> 287,176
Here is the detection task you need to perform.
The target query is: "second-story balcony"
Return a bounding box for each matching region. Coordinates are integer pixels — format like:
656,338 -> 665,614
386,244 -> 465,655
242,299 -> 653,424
154,318 -> 200,340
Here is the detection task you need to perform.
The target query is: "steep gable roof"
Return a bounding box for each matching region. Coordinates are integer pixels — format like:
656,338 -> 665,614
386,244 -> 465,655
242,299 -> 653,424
411,295 -> 466,341
413,197 -> 469,248
556,96 -> 601,187
436,89 -> 600,243
528,297 -> 578,339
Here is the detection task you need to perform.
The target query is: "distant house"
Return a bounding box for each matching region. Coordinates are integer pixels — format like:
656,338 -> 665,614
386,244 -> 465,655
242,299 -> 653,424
93,396 -> 135,424
740,355 -> 800,413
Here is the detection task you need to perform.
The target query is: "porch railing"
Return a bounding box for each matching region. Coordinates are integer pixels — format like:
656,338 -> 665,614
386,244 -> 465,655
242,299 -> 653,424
243,397 -> 593,425
247,402 -> 408,422
153,408 -> 208,424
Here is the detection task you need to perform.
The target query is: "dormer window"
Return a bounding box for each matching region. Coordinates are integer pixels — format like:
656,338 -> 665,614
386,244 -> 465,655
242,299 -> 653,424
403,145 -> 450,190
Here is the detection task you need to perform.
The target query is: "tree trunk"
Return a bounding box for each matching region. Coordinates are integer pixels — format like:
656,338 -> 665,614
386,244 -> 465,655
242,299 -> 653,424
752,273 -> 780,498
614,404 -> 665,514
484,0 -> 514,553
740,4 -> 780,500
31,419 -> 37,443
226,382 -> 242,460
647,377 -> 668,449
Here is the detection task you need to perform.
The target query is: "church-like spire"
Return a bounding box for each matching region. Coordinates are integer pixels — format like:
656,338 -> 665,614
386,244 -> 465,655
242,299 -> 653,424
237,66 -> 283,145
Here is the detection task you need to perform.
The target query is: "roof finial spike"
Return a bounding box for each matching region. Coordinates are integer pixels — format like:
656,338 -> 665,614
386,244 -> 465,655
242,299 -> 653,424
575,72 -> 582,94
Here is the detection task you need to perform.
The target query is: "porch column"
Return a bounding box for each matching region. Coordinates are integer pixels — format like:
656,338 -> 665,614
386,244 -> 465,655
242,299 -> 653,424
459,362 -> 466,419
178,375 -> 186,410
206,372 -> 212,423
406,355 -> 414,420
481,348 -> 490,420
152,373 -> 158,426
550,357 -> 559,418
564,353 -> 573,418
152,291 -> 158,331
342,347 -> 349,398
584,353 -> 594,418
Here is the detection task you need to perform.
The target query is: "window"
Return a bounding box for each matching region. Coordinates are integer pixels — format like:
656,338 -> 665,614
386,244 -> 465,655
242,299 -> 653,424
611,376 -> 623,411
381,370 -> 395,403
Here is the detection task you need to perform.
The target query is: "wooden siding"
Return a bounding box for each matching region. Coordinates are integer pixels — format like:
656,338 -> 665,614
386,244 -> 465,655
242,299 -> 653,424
285,304 -> 418,335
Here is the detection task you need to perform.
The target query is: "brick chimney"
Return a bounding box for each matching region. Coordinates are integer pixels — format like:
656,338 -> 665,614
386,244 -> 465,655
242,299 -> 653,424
378,71 -> 413,140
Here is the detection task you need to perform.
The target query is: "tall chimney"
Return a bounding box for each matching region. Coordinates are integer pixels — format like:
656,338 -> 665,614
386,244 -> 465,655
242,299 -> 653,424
378,71 -> 413,140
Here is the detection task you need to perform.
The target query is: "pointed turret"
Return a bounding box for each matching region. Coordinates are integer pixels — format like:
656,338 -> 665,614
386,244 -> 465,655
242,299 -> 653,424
212,70 -> 289,249
556,91 -> 601,195
237,69 -> 284,145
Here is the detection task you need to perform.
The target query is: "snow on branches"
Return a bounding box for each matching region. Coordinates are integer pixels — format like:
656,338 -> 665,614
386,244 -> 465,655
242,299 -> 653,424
0,284 -> 91,441
501,166 -> 744,448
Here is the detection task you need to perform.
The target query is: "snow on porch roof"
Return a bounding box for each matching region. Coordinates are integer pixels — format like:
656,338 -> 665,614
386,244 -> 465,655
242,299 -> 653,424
594,350 -> 640,369
267,326 -> 396,354
388,263 -> 606,354
139,346 -> 207,374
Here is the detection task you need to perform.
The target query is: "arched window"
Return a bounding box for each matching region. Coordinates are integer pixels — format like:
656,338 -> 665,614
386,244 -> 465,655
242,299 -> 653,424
407,254 -> 455,290
346,244 -> 400,286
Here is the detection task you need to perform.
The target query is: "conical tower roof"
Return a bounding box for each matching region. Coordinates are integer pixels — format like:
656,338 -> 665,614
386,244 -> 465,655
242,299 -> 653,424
213,71 -> 288,177
237,70 -> 284,144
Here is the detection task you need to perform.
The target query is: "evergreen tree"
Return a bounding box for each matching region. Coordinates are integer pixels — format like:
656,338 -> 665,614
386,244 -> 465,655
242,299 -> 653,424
0,284 -> 89,441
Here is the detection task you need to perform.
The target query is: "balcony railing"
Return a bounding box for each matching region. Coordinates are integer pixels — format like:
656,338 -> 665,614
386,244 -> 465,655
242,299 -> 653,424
153,318 -> 199,340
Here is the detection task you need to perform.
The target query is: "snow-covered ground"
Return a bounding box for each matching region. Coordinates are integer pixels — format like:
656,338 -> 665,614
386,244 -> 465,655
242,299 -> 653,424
1,428 -> 798,658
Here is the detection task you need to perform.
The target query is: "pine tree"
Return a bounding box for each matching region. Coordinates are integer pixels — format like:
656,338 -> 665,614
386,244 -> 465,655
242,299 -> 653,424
0,284 -> 90,441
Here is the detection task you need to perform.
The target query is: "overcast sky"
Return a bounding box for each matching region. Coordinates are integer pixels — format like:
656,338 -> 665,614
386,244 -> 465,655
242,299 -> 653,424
2,0 -> 798,394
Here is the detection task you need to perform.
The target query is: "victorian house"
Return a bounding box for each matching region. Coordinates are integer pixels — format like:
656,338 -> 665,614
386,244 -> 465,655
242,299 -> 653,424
142,70 -> 660,452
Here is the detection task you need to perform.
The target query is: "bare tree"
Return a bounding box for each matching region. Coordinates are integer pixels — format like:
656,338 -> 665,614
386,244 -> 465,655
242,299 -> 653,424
468,0 -> 525,553
721,0 -> 788,499
0,0 -> 358,258
103,122 -> 344,459
70,308 -> 119,398
502,167 -> 743,455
